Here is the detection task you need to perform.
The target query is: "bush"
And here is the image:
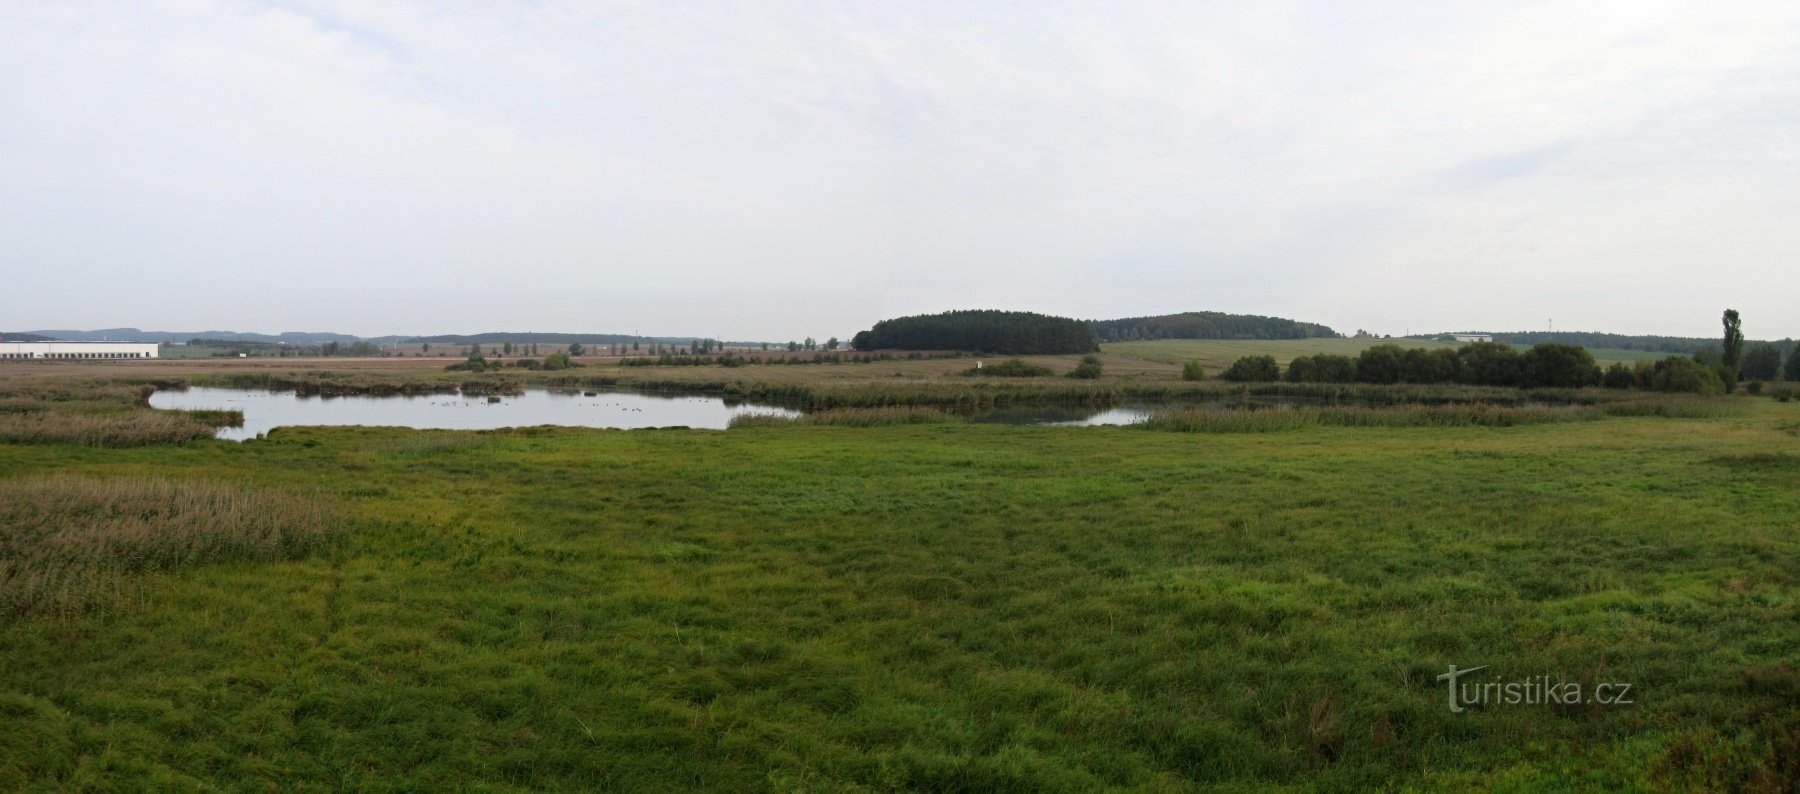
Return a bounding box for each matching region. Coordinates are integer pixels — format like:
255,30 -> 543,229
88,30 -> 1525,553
1401,348 -> 1462,384
963,359 -> 1054,377
1284,355 -> 1316,383
1455,342 -> 1524,386
1181,361 -> 1206,381
1520,343 -> 1601,389
1651,356 -> 1725,395
1220,355 -> 1281,382
1310,354 -> 1357,383
1066,355 -> 1103,379
1354,345 -> 1406,384
1602,362 -> 1636,389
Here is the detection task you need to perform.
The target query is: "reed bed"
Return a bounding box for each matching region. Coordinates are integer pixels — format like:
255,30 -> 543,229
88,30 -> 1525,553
0,477 -> 342,620
191,371 -> 461,396
729,406 -> 959,428
0,410 -> 230,447
1599,395 -> 1749,418
1140,403 -> 1607,432
547,376 -> 1642,412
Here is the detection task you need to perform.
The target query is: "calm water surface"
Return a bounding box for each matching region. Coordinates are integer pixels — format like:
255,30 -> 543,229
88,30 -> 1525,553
152,387 -> 1156,439
151,387 -> 802,440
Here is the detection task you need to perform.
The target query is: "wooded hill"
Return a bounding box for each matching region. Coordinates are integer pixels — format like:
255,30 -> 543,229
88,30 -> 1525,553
851,311 -> 1099,355
1087,312 -> 1339,342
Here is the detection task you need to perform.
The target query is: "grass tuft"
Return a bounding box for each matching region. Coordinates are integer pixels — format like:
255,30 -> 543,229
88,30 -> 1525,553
0,477 -> 342,620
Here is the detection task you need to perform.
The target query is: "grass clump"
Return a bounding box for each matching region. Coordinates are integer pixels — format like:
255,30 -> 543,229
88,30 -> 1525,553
0,477 -> 341,620
0,411 -> 230,447
0,379 -> 240,446
730,407 -> 957,428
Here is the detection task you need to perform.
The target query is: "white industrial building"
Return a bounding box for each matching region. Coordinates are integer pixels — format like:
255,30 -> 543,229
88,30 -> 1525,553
1448,333 -> 1494,343
0,342 -> 159,360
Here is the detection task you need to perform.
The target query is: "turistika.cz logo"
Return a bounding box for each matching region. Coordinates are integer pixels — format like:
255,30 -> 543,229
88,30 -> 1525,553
1436,665 -> 1635,713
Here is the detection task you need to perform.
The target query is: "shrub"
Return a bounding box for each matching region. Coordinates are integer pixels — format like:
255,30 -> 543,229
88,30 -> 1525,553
1520,343 -> 1601,388
1285,356 -> 1316,383
1401,348 -> 1462,384
1066,355 -> 1103,379
1220,355 -> 1280,382
1354,345 -> 1406,384
1309,354 -> 1357,383
1602,362 -> 1636,389
1651,356 -> 1725,395
1181,361 -> 1206,381
963,359 -> 1054,378
1455,342 -> 1524,386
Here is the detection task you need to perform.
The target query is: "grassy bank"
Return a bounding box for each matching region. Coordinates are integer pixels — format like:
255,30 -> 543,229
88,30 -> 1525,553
1,400 -> 1797,788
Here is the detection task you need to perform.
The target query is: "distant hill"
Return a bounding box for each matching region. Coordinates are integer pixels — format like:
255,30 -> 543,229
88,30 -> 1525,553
8,328 -> 363,344
851,310 -> 1098,354
1088,312 -> 1339,342
405,332 -> 743,346
3,329 -> 762,347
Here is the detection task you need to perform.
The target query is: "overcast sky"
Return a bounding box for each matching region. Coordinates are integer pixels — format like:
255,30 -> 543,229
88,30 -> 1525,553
3,1 -> 1797,341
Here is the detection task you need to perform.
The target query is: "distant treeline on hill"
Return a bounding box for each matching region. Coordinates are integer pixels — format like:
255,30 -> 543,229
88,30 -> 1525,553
6,328 -> 364,344
408,332 -> 727,346
1471,331 -> 1792,355
1088,312 -> 1339,342
851,311 -> 1099,355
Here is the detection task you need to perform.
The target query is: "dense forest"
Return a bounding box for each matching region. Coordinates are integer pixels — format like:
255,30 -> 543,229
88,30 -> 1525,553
851,311 -> 1099,355
1088,312 -> 1339,341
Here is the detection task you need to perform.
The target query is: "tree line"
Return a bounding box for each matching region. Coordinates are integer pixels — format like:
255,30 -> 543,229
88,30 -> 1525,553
1220,311 -> 1795,394
1089,311 -> 1339,342
851,311 -> 1099,355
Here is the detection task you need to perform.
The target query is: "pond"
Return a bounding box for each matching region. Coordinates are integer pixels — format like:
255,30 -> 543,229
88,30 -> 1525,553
149,387 -> 1156,439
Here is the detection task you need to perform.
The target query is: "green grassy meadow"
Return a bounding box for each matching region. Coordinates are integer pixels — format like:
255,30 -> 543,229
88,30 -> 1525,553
3,387 -> 1798,789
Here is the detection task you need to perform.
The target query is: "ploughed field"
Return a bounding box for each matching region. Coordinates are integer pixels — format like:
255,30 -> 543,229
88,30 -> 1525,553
1,384 -> 1797,789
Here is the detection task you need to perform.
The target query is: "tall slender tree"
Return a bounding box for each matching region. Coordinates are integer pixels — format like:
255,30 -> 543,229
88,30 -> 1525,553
1722,309 -> 1744,373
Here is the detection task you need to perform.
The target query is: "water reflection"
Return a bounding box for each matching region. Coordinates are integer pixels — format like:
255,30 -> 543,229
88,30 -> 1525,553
151,386 -> 1525,439
150,387 -> 802,440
